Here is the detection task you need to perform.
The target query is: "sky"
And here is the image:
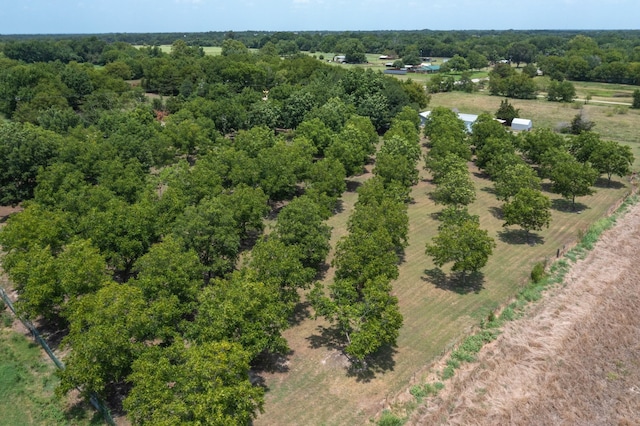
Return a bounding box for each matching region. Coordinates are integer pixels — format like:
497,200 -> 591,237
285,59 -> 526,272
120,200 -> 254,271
1,0 -> 638,35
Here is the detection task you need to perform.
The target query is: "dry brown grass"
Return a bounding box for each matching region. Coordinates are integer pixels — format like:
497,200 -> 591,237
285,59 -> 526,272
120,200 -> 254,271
429,92 -> 640,160
254,135 -> 632,425
254,88 -> 640,425
410,201 -> 640,425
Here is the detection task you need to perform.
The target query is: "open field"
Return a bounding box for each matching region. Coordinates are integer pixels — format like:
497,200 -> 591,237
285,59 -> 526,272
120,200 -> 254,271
429,91 -> 640,166
410,198 -> 640,425
255,135 -> 635,424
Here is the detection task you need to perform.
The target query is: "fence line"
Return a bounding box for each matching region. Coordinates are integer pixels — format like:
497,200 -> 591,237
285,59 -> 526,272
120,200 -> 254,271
0,286 -> 115,425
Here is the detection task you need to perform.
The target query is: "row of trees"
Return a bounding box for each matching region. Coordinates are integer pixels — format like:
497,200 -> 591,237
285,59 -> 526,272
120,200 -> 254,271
4,31 -> 640,70
423,108 -> 495,279
311,111 -> 421,363
0,39 -> 431,423
422,104 -> 634,279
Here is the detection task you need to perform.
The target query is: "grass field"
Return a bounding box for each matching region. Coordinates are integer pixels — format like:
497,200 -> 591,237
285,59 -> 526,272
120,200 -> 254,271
428,91 -> 640,167
254,92 -> 638,424
0,308 -> 101,426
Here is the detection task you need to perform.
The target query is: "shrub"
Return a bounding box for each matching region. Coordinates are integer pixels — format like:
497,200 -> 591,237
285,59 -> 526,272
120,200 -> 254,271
410,385 -> 427,400
530,262 -> 546,283
377,410 -> 404,426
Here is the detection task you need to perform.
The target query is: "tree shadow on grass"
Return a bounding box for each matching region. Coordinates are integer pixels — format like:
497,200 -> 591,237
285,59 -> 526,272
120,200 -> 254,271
306,324 -> 345,352
289,301 -> 311,327
481,185 -> 496,195
252,349 -> 293,375
489,206 -> 503,220
594,177 -> 625,189
541,182 -> 554,194
422,268 -> 485,294
346,344 -> 397,383
346,179 -> 362,193
306,324 -> 397,382
551,198 -> 589,213
498,228 -> 544,246
472,170 -> 490,180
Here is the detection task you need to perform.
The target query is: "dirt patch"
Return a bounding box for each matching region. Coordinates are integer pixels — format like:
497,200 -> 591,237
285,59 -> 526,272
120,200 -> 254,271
0,205 -> 22,225
410,201 -> 640,425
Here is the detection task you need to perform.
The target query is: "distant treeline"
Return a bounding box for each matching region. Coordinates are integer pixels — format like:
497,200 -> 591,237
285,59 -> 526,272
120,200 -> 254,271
2,30 -> 640,84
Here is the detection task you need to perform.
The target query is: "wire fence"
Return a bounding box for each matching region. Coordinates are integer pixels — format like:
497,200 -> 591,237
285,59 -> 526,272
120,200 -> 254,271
0,285 -> 115,425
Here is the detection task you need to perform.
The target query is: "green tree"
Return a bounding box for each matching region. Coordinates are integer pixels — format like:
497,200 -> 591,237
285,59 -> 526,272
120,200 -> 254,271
425,218 -> 495,278
424,152 -> 468,184
495,99 -> 519,126
444,55 -> 469,72
248,237 -> 316,304
0,122 -> 62,205
58,283 -> 150,398
336,38 -> 367,64
295,117 -> 335,155
192,272 -> 290,357
569,109 -> 595,134
518,127 -> 566,165
550,157 -> 598,210
589,140 -> 634,186
508,41 -> 537,67
124,340 -> 264,426
522,63 -> 538,78
502,188 -> 552,240
471,113 -> 510,151
333,228 -> 399,285
493,162 -> 541,201
569,131 -> 604,163
373,151 -> 419,188
132,235 -> 204,323
172,196 -> 240,277
632,89 -> 640,109
311,275 -> 402,363
547,79 -> 576,102
431,169 -> 476,209
475,136 -> 516,170
274,195 -> 331,268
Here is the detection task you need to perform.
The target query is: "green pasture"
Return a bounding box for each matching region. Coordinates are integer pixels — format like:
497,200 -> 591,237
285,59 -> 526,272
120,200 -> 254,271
0,316 -> 100,426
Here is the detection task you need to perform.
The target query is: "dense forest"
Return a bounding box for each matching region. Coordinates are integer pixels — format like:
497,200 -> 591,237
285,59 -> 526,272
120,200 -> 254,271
0,30 -> 637,424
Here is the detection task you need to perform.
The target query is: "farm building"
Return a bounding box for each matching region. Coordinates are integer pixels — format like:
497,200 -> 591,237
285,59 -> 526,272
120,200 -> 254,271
384,68 -> 408,75
419,110 -> 478,133
511,118 -> 533,131
416,64 -> 441,73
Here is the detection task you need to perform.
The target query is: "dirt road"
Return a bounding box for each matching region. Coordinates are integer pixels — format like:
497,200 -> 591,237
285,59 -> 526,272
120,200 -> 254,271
411,201 -> 640,425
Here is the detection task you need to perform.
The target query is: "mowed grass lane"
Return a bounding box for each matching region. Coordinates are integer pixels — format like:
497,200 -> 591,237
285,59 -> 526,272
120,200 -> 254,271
256,139 -> 632,425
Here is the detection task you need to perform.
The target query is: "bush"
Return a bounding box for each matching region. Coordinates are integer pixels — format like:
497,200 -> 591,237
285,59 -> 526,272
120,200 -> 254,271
410,385 -> 427,401
377,410 -> 404,426
530,262 -> 546,283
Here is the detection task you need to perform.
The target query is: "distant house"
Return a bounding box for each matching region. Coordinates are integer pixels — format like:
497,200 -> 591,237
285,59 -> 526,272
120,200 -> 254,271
511,118 -> 533,131
416,64 -> 440,73
384,68 -> 407,75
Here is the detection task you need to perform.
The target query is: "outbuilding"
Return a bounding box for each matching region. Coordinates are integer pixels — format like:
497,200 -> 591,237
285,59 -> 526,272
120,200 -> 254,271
511,118 -> 533,131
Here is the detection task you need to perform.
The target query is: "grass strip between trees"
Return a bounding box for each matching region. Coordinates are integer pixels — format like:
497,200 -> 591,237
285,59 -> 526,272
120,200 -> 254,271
376,192 -> 639,425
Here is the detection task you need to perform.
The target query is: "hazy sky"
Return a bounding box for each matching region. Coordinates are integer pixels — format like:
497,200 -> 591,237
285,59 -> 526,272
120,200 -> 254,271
1,0 -> 638,34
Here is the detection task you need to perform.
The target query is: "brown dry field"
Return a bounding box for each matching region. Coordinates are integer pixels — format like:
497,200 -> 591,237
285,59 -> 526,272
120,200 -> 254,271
410,200 -> 640,425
